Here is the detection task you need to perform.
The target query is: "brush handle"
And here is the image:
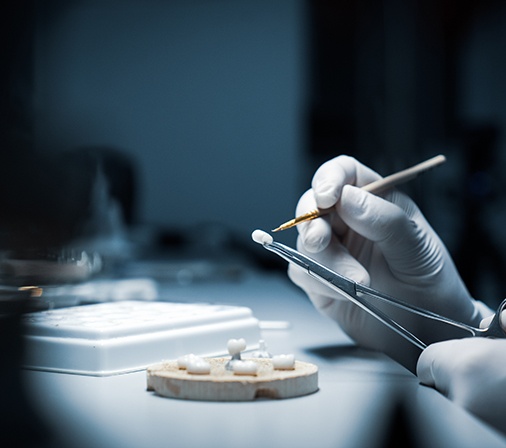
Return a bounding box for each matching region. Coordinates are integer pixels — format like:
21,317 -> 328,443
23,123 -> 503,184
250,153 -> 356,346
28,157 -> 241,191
361,154 -> 446,195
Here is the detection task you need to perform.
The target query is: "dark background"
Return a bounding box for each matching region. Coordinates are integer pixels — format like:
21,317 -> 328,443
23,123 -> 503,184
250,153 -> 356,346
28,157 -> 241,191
2,0 -> 506,305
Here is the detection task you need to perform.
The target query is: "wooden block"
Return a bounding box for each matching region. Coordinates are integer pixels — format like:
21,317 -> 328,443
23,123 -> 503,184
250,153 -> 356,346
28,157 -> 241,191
146,357 -> 318,401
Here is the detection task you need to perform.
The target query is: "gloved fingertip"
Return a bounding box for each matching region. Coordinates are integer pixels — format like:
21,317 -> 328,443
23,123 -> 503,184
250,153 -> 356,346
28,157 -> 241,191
313,183 -> 340,209
314,194 -> 337,210
415,347 -> 435,385
480,314 -> 493,329
300,225 -> 330,253
334,255 -> 370,286
347,267 -> 370,287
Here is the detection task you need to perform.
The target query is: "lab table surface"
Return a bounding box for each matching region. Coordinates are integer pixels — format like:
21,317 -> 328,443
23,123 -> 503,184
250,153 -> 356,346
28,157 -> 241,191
22,271 -> 506,448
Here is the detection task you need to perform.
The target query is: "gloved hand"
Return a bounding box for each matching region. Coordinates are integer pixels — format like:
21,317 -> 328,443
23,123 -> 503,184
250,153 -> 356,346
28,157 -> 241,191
288,155 -> 488,370
417,333 -> 506,432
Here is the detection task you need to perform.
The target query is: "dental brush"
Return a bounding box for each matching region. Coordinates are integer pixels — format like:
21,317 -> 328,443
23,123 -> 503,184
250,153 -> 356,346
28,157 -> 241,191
272,154 -> 446,232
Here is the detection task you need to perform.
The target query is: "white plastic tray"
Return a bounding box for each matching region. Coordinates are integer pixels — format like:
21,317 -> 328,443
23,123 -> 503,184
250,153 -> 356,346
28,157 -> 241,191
22,300 -> 261,376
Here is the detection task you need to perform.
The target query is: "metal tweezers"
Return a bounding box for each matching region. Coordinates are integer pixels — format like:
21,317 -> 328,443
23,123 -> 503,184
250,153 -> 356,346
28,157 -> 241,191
262,238 -> 506,349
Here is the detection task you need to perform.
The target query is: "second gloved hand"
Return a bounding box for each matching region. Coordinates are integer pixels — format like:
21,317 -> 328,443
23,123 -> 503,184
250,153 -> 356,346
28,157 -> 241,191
288,156 -> 488,369
417,336 -> 506,432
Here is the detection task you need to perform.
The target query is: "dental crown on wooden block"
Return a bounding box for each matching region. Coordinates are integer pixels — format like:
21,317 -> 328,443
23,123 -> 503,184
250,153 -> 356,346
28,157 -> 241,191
146,338 -> 318,401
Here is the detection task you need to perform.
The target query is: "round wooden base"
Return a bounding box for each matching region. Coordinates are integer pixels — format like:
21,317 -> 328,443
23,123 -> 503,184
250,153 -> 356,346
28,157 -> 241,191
146,357 -> 318,401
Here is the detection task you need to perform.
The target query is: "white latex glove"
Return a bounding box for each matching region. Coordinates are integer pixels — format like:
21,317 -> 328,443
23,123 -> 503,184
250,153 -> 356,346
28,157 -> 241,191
417,333 -> 506,432
288,155 -> 487,371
